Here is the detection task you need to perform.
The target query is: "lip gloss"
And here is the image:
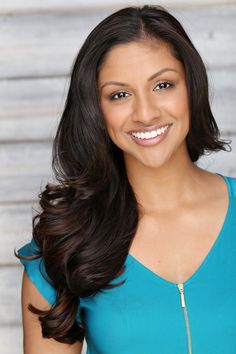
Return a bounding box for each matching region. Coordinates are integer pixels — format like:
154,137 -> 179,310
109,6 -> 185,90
129,124 -> 172,146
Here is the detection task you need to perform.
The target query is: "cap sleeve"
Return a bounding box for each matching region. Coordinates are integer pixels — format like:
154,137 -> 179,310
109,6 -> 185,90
17,239 -> 83,325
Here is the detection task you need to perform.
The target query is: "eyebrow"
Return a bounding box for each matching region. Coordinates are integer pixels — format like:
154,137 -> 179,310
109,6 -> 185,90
100,67 -> 178,90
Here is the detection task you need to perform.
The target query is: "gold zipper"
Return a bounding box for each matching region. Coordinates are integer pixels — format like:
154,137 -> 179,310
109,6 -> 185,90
177,283 -> 193,354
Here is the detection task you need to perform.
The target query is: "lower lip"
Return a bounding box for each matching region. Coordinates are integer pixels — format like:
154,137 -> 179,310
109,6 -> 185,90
129,124 -> 172,146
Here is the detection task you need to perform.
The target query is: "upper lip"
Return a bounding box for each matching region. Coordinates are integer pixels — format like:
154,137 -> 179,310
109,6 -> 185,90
128,123 -> 172,134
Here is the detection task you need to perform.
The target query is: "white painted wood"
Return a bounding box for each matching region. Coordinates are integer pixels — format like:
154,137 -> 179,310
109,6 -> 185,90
0,67 -> 235,142
0,266 -> 87,353
0,325 -> 87,354
0,133 -> 235,203
1,203 -> 38,264
0,175 -> 51,203
209,68 -> 236,133
1,6 -> 235,79
1,3 -> 235,354
0,142 -> 52,176
0,11 -> 103,79
0,326 -> 23,354
0,265 -> 87,352
1,134 -> 235,265
0,77 -> 67,119
0,0 -> 235,14
197,139 -> 236,177
0,267 -> 22,324
1,132 -> 234,204
0,116 -> 58,141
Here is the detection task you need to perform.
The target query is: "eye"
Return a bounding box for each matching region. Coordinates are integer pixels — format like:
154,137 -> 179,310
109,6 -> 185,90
154,81 -> 173,91
110,91 -> 130,100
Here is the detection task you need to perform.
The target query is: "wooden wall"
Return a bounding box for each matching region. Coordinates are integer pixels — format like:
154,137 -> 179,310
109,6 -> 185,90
0,1 -> 235,353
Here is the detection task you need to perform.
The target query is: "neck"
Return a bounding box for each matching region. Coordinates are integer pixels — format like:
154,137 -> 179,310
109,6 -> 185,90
124,149 -> 207,213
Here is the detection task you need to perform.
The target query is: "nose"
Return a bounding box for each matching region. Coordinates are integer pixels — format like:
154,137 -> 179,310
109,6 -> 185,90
132,92 -> 161,124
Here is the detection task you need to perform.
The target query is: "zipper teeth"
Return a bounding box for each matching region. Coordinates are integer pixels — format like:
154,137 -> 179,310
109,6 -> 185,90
177,283 -> 193,354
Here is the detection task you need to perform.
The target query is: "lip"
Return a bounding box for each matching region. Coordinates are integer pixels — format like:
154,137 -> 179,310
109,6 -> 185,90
127,123 -> 172,134
129,123 -> 172,147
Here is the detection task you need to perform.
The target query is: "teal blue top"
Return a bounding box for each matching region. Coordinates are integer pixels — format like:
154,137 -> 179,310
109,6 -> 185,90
18,173 -> 236,354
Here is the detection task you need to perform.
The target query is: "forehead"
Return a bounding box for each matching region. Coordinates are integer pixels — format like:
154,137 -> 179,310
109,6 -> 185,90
98,39 -> 183,80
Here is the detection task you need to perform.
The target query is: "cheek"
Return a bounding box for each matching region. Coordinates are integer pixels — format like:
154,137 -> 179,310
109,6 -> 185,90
169,86 -> 189,117
101,102 -> 129,132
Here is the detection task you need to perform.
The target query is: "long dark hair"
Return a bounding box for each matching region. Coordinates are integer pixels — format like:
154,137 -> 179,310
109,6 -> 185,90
16,4 -> 231,344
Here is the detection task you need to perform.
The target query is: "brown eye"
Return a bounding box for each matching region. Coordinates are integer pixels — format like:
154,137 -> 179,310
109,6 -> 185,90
154,81 -> 173,91
110,91 -> 130,100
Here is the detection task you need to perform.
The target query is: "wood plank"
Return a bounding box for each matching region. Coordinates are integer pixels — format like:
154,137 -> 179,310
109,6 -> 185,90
0,327 -> 86,354
0,6 -> 235,79
197,137 -> 236,177
0,267 -> 22,324
0,174 -> 52,203
0,142 -> 52,176
0,0 -> 234,14
209,68 -> 236,132
3,164 -> 236,264
0,11 -> 104,79
0,116 -> 58,142
1,134 -> 235,265
0,134 -> 235,203
0,76 -> 67,119
0,267 -> 88,353
0,67 -> 236,142
0,326 -> 87,354
1,204 -> 38,264
0,326 -> 23,354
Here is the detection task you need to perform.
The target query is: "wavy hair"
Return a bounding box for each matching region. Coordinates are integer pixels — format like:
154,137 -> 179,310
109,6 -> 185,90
16,4 -> 231,344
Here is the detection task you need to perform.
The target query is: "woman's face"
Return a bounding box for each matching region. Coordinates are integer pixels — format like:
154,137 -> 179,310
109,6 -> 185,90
98,39 -> 190,169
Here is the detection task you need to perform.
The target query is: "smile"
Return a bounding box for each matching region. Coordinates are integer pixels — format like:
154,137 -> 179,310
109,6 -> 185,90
129,123 -> 172,147
131,124 -> 169,140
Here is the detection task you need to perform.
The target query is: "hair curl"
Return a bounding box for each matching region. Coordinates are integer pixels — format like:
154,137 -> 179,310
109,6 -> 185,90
16,4 -> 231,344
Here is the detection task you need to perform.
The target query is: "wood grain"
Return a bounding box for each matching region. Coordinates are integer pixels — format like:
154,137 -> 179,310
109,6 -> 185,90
1,6 -> 236,79
0,326 -> 23,354
0,67 -> 235,143
0,3 -> 235,354
0,266 -> 87,352
1,135 -> 235,265
0,0 -> 235,14
0,142 -> 52,176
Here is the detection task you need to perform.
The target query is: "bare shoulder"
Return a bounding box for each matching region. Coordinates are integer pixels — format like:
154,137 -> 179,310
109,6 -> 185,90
21,271 -> 84,354
201,171 -> 228,201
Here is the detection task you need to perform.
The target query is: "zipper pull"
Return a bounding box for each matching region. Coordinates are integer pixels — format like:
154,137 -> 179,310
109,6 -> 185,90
177,283 -> 186,308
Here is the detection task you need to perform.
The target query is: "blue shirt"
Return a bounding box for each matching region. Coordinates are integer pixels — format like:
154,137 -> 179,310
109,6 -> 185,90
18,173 -> 236,353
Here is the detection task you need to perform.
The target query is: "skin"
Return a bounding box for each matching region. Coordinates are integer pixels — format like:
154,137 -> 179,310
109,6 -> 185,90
21,272 -> 84,354
98,40 -> 189,171
98,38 -> 229,284
21,38 -> 229,351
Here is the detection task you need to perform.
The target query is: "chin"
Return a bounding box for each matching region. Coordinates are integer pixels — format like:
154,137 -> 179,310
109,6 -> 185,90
124,148 -> 173,170
137,154 -> 171,169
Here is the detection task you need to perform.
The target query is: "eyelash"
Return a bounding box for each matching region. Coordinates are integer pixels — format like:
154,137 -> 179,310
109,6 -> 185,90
109,81 -> 174,101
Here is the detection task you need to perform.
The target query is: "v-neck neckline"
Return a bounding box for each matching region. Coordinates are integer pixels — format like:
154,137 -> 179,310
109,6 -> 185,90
126,174 -> 233,288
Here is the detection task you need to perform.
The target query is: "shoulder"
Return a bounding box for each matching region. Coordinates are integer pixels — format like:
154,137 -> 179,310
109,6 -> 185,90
18,239 -> 56,305
17,239 -> 84,325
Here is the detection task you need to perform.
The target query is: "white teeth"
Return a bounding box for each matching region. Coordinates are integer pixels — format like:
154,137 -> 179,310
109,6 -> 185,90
131,125 -> 169,140
150,131 -> 156,138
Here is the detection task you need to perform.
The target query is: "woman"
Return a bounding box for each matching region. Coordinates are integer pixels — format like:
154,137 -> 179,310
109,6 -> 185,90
17,4 -> 235,354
